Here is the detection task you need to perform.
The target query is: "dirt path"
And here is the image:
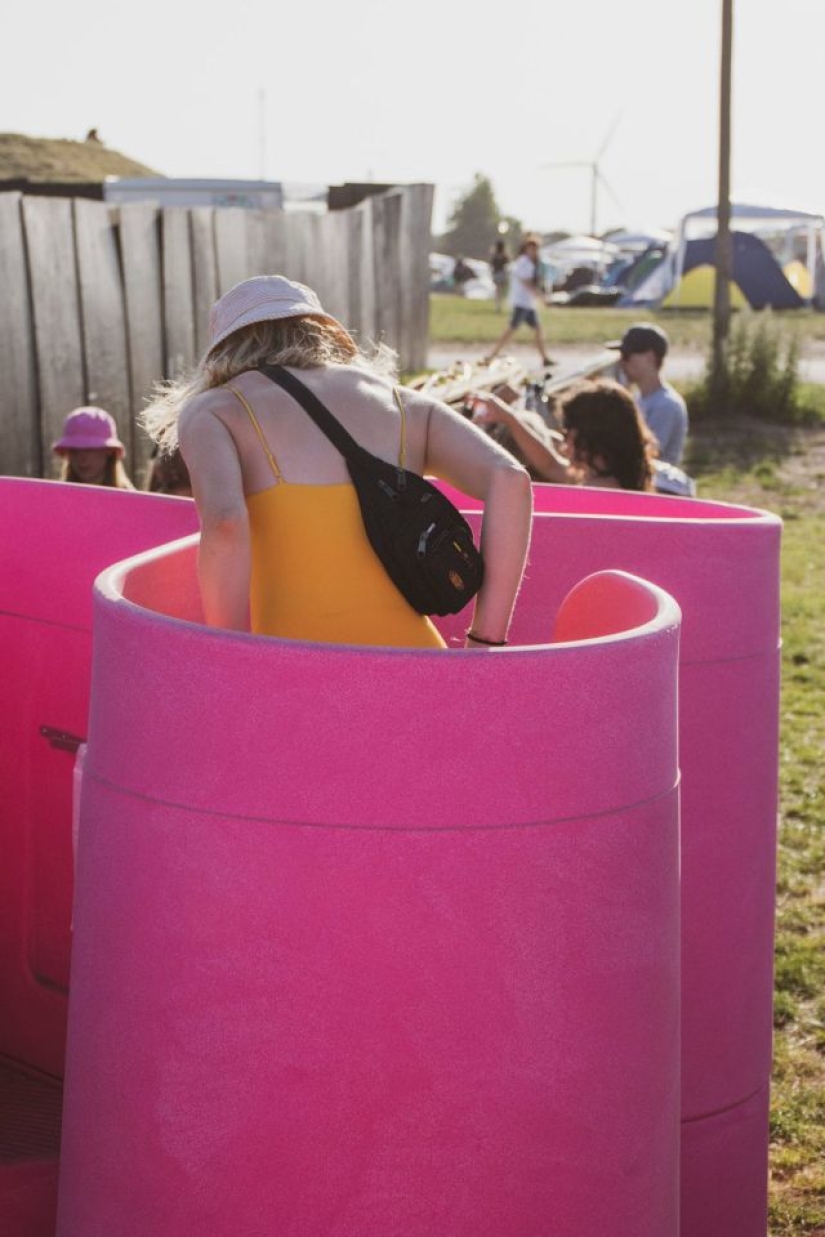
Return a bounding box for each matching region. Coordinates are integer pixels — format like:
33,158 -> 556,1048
688,419 -> 825,518
426,342 -> 825,386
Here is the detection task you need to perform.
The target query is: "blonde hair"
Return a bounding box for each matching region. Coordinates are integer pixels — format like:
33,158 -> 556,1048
60,452 -> 135,490
142,315 -> 397,453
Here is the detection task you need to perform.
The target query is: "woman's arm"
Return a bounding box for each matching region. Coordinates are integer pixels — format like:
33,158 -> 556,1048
423,399 -> 533,648
178,400 -> 251,631
475,393 -> 575,484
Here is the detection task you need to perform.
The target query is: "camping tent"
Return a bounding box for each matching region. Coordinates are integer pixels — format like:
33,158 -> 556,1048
620,204 -> 825,310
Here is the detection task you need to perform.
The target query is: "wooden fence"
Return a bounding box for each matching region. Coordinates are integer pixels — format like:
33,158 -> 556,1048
0,183 -> 433,481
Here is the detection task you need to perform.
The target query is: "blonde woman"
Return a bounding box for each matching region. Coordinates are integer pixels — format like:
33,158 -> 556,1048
143,275 -> 531,649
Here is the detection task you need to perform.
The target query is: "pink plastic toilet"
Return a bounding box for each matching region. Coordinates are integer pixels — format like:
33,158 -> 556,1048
56,546 -> 682,1237
438,481 -> 782,1237
0,479 -> 198,1237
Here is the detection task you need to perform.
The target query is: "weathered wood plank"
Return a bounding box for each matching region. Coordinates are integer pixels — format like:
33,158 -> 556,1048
262,211 -> 289,276
119,202 -> 164,478
0,193 -> 38,476
22,196 -> 86,473
245,211 -> 267,280
357,195 -> 378,347
74,199 -> 131,461
372,192 -> 402,354
398,184 -> 434,371
190,208 -> 218,358
282,213 -> 313,285
344,207 -> 364,343
302,214 -> 327,299
161,208 -> 196,378
322,211 -> 350,326
214,208 -> 249,295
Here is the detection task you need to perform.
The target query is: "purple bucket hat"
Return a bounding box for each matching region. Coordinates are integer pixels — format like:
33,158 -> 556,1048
53,407 -> 125,457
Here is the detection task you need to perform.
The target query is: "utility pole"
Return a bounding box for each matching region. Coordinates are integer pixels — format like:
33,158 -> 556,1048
711,0 -> 734,408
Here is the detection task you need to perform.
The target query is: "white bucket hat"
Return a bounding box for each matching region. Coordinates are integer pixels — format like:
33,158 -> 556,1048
207,275 -> 345,354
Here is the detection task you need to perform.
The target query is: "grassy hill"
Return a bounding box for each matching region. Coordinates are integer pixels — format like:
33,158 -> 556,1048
0,132 -> 160,182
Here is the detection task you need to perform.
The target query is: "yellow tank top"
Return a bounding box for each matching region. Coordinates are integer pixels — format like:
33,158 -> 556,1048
229,384 -> 446,649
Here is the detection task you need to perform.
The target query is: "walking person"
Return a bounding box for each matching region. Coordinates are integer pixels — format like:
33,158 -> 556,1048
489,239 -> 510,312
485,235 -> 550,368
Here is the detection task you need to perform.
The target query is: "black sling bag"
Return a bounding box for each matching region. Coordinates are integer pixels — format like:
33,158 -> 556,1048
259,364 -> 483,616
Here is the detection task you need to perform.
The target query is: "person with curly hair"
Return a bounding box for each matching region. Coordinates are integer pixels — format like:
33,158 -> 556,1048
472,379 -> 656,491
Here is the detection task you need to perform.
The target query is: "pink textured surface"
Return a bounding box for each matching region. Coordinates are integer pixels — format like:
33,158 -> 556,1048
440,481 -> 781,1237
0,479 -> 197,1080
57,565 -> 681,1237
681,1086 -> 771,1237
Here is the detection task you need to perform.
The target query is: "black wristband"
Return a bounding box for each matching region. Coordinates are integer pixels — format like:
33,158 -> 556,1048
466,630 -> 508,647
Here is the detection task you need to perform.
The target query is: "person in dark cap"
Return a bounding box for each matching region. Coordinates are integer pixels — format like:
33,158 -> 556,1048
605,323 -> 688,465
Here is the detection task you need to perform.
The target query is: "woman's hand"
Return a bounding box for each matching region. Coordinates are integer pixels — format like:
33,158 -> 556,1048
423,396 -> 533,650
470,391 -> 515,428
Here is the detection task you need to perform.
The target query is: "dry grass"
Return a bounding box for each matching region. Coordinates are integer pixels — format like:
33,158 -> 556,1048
0,132 -> 158,182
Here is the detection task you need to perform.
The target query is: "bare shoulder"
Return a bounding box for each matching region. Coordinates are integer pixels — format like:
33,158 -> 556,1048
178,387 -> 239,438
394,383 -> 456,426
178,388 -> 242,464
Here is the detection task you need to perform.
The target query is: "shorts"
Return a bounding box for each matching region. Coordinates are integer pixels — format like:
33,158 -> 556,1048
509,306 -> 538,330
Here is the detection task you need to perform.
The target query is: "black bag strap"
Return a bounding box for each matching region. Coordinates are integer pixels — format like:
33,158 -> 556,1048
258,363 -> 366,465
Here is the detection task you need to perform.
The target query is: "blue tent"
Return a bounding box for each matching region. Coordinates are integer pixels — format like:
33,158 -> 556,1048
620,203 -> 824,310
682,231 -> 804,310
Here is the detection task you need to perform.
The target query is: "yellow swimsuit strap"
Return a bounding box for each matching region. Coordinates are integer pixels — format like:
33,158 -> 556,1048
226,384 -> 283,483
392,387 -> 407,468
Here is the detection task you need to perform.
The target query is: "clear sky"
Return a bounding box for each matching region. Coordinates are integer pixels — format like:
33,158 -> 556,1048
4,0 -> 822,239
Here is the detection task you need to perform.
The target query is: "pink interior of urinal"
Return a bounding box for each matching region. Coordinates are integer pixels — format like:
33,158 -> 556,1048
437,479 -> 761,520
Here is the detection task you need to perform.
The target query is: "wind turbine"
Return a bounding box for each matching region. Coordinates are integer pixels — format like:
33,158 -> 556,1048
541,115 -> 624,236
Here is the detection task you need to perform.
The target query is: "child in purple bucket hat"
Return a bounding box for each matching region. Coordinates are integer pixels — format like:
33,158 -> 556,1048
52,407 -> 134,489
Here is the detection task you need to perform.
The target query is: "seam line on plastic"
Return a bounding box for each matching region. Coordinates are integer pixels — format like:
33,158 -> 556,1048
681,1081 -> 768,1125
83,768 -> 680,834
0,607 -> 87,634
680,646 -> 780,668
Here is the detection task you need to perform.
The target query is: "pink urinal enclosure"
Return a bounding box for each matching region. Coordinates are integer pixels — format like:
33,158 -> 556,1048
0,480 -> 198,1079
438,480 -> 781,1237
57,554 -> 681,1237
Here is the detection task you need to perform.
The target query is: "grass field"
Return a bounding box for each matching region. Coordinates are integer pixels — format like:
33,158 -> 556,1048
430,292 -> 825,353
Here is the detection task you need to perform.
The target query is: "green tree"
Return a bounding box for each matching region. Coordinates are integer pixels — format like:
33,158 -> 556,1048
439,174 -> 519,259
